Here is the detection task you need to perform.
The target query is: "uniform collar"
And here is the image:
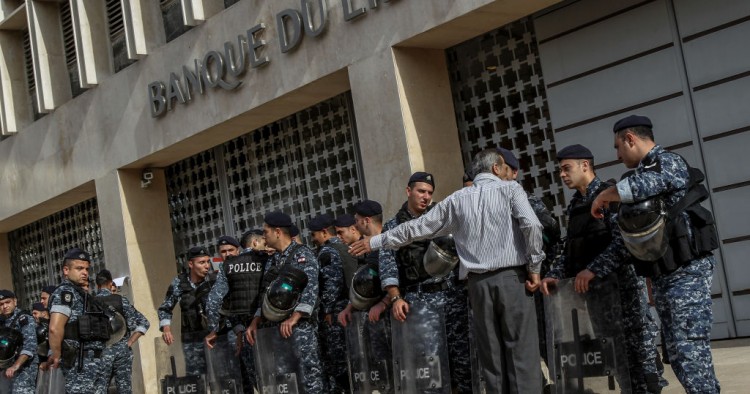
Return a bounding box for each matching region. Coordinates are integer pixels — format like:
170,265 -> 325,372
473,172 -> 502,185
96,288 -> 113,296
639,145 -> 664,169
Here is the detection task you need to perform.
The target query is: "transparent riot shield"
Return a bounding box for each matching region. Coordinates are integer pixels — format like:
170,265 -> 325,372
391,299 -> 451,394
156,336 -> 208,394
345,311 -> 393,393
254,327 -> 302,394
36,368 -> 50,394
47,368 -> 65,394
204,334 -> 244,394
545,275 -> 631,393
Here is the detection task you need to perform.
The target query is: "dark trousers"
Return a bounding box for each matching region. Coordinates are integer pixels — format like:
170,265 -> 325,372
468,267 -> 541,394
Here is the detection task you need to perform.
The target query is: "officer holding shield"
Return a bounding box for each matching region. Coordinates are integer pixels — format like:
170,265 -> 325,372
591,115 -> 720,393
0,290 -> 38,394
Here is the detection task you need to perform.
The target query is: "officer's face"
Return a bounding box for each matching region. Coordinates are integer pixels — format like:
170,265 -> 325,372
188,257 -> 211,279
0,298 -> 16,316
615,132 -> 640,168
263,224 -> 284,250
336,226 -> 360,245
32,310 -> 49,322
64,259 -> 90,287
311,230 -> 327,246
354,214 -> 370,235
41,291 -> 50,308
559,159 -> 584,189
407,182 -> 434,213
218,244 -> 239,259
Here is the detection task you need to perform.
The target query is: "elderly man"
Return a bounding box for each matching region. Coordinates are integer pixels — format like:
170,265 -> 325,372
351,149 -> 545,393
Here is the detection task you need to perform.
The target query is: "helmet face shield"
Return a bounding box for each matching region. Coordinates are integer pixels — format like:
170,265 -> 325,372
350,263 -> 382,311
618,199 -> 668,261
261,265 -> 308,322
0,327 -> 22,369
423,235 -> 459,278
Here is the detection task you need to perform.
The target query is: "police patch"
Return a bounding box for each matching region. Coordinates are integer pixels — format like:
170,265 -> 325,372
61,291 -> 74,306
297,256 -> 306,264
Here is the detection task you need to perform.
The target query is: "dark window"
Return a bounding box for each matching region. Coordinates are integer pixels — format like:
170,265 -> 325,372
60,1 -> 86,97
108,0 -> 135,72
161,0 -> 192,43
22,29 -> 43,121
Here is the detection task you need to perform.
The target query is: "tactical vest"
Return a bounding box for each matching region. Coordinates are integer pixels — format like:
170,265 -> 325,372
564,181 -> 614,277
329,242 -> 362,294
63,286 -> 112,343
259,243 -> 302,297
178,272 -> 215,335
630,157 -> 719,278
394,206 -> 433,288
222,252 -> 266,315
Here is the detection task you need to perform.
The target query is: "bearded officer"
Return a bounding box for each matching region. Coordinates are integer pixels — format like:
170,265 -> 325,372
376,172 -> 472,393
205,235 -> 264,393
246,212 -> 323,393
540,144 -> 665,392
47,248 -> 108,393
0,290 -> 37,394
158,246 -> 214,376
94,270 -> 150,394
591,115 -> 720,393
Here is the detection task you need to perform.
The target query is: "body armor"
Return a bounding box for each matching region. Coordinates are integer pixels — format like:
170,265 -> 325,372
222,252 -> 266,315
395,207 -> 433,287
564,182 -> 613,277
329,242 -> 364,296
178,273 -> 214,337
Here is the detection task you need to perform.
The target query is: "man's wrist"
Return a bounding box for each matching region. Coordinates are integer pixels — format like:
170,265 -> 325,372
390,295 -> 403,304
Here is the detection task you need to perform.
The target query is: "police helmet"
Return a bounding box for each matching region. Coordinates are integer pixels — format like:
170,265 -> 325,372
0,327 -> 22,369
618,198 -> 669,261
349,263 -> 383,311
423,235 -> 459,278
261,265 -> 309,322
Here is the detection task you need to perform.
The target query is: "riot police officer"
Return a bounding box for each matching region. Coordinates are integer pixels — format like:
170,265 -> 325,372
541,144 -> 665,393
0,290 -> 37,394
591,115 -> 720,393
377,172 -> 472,394
47,248 -> 109,393
157,246 -> 214,376
94,269 -> 150,394
245,211 -> 324,393
205,235 -> 264,392
40,286 -> 56,310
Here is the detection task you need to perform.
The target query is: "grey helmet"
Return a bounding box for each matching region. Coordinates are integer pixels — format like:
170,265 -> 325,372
349,263 -> 382,311
618,198 -> 668,261
423,235 -> 459,278
261,265 -> 309,322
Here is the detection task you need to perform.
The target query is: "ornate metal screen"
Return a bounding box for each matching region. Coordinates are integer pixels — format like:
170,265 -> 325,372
447,18 -> 566,220
167,92 -> 365,263
8,198 -> 106,309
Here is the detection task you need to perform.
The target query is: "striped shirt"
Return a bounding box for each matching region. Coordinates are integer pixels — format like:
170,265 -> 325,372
369,173 -> 545,279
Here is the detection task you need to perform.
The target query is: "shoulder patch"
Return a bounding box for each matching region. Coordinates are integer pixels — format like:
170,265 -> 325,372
297,255 -> 307,264
61,291 -> 74,307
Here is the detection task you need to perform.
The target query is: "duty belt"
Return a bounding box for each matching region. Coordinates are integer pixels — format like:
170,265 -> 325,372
404,281 -> 449,294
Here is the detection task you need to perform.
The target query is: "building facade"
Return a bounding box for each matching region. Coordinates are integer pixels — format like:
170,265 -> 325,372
1,0 -> 747,392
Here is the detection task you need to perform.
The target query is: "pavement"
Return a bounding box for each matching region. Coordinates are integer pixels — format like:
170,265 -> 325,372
660,337 -> 750,393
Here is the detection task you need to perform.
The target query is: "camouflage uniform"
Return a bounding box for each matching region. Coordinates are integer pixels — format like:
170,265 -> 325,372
317,237 -> 350,393
49,279 -> 105,393
257,241 -> 324,393
94,288 -> 149,394
547,176 -> 664,392
205,248 -> 265,393
157,275 -> 212,376
380,204 -> 472,394
616,145 -> 719,393
0,308 -> 38,394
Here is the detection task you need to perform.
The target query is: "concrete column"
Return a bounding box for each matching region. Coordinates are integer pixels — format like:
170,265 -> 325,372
26,0 -> 72,112
349,47 -> 464,215
70,0 -> 111,87
0,233 -> 12,290
0,30 -> 31,134
183,0 -> 222,26
124,0 -> 166,58
95,169 -> 177,394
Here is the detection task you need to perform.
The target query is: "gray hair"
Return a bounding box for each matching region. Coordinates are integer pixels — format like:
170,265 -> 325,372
471,149 -> 504,176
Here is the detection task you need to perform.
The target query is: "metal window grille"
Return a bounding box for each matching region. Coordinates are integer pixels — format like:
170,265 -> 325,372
107,0 -> 135,72
161,0 -> 192,43
446,18 -> 567,221
8,198 -> 106,309
60,1 -> 85,97
167,92 -> 365,265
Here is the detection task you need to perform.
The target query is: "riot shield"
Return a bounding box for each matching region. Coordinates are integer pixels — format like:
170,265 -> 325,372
204,334 -> 244,394
36,368 -> 50,394
544,275 -> 631,393
254,327 -> 302,394
48,368 -> 65,394
345,311 -> 393,393
156,337 -> 208,394
390,299 -> 451,394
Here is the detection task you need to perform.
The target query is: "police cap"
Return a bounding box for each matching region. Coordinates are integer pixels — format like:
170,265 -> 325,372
64,248 -> 91,262
408,172 -> 435,189
290,225 -> 300,238
334,214 -> 356,228
187,246 -> 210,260
613,115 -> 652,133
264,211 -> 293,228
354,200 -> 382,217
556,144 -> 594,161
496,147 -> 519,171
96,269 -> 113,285
309,214 -> 334,232
32,302 -> 45,312
41,285 -> 56,295
217,235 -> 240,248
0,290 -> 15,300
